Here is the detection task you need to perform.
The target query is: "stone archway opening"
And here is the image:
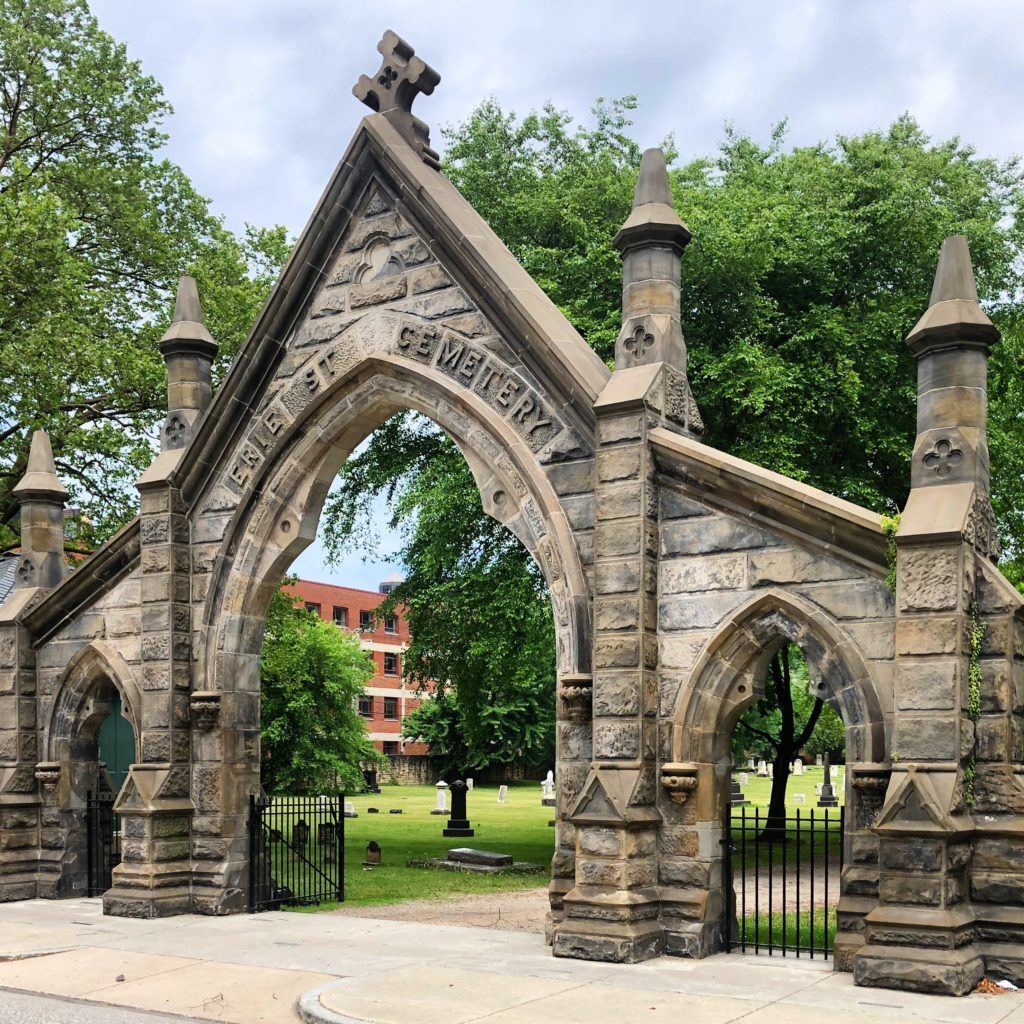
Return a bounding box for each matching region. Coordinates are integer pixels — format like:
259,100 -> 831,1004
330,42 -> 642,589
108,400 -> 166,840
44,665 -> 139,899
671,592 -> 888,964
256,408 -> 560,832
193,364 -> 586,915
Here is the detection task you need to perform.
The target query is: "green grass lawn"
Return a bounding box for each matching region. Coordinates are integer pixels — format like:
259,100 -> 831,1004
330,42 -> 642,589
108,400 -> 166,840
269,769 -> 846,912
733,765 -> 846,809
288,780 -> 556,909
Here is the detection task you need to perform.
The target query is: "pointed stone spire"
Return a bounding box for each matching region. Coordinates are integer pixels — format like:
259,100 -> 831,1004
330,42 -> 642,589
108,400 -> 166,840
906,235 -> 998,355
903,236 -> 1000,544
158,276 -> 218,452
12,431 -> 67,590
609,148 -> 701,435
613,149 -> 692,375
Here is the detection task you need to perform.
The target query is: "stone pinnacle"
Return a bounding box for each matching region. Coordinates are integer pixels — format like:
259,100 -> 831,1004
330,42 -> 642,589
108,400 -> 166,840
633,148 -> 675,208
12,429 -> 69,502
172,275 -> 204,324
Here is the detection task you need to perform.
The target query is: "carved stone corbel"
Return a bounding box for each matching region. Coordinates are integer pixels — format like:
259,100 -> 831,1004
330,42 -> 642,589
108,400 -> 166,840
190,691 -> 221,731
660,763 -> 699,806
33,762 -> 61,795
559,674 -> 593,723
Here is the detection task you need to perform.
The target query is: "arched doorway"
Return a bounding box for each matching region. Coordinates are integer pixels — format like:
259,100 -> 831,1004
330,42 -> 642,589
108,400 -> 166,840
190,357 -> 592,916
41,642 -> 141,898
672,590 -> 888,965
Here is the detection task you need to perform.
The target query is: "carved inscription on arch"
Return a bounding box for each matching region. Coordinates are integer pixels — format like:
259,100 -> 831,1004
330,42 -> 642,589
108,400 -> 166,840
395,323 -> 562,452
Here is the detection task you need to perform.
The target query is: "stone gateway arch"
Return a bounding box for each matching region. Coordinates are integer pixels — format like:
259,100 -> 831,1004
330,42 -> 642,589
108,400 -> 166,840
0,32 -> 1021,997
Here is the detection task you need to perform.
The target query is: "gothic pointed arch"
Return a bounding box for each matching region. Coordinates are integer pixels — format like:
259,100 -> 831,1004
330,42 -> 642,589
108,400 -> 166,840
673,588 -> 886,765
44,640 -> 142,764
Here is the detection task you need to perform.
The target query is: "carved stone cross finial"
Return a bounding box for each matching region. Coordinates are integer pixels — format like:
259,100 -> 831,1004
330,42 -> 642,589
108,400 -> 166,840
353,31 -> 441,169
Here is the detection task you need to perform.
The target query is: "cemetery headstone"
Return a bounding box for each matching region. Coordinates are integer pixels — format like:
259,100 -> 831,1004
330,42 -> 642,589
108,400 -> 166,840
739,773 -> 749,785
431,781 -> 449,815
756,760 -> 768,777
818,752 -> 839,807
767,762 -> 774,778
730,774 -> 749,806
292,819 -> 310,862
466,778 -> 474,790
388,808 -> 402,814
794,793 -> 806,805
343,801 -> 357,818
367,807 -> 379,813
747,757 -> 756,769
541,770 -> 556,806
362,768 -> 381,794
363,840 -> 381,866
817,754 -> 823,766
794,759 -> 804,776
318,822 -> 338,863
497,785 -> 508,804
443,780 -> 474,838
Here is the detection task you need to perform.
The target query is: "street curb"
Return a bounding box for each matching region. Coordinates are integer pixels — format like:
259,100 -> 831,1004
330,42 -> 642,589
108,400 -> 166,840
0,946 -> 76,962
297,980 -> 364,1024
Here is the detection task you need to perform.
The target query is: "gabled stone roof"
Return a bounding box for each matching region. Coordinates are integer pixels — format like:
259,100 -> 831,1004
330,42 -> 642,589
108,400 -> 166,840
0,553 -> 17,608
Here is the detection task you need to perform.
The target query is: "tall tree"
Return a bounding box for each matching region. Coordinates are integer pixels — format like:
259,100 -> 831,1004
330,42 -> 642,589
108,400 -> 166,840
322,419 -> 556,775
260,587 -> 382,794
0,0 -> 289,548
324,100 -> 1024,766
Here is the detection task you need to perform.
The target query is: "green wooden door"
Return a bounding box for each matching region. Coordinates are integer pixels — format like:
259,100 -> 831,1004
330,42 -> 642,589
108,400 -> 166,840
97,694 -> 133,796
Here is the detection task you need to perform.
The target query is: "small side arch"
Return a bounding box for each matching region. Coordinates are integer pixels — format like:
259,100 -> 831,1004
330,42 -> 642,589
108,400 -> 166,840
673,588 -> 886,765
45,640 -> 143,765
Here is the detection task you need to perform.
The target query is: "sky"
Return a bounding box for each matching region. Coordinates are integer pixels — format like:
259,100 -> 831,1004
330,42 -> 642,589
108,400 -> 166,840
87,0 -> 1024,588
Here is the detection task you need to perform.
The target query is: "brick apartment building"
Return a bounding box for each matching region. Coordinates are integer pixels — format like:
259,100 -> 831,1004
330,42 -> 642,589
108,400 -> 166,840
284,575 -> 430,757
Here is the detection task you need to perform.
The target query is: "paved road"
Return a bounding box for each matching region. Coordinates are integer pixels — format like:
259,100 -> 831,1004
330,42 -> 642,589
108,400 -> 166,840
0,988 -> 204,1023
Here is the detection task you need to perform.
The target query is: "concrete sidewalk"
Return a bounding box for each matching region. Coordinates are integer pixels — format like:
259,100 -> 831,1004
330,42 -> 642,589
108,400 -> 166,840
0,900 -> 1021,1024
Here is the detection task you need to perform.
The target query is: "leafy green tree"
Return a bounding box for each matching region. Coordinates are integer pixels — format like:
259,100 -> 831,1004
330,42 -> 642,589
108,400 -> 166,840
260,586 -> 382,794
323,418 -> 556,775
731,646 -> 840,837
0,0 -> 289,548
324,99 -> 1024,770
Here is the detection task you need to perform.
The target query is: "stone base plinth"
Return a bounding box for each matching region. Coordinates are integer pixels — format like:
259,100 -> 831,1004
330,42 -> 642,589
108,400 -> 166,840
853,944 -> 984,996
553,918 -> 663,963
103,883 -> 193,919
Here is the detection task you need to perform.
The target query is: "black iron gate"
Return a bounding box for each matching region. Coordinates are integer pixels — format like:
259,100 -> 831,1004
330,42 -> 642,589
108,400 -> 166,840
723,806 -> 844,958
85,790 -> 121,896
248,794 -> 345,912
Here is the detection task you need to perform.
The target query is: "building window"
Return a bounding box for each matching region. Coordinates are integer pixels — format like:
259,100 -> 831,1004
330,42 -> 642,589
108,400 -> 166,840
332,606 -> 348,627
382,741 -> 399,755
304,602 -> 321,616
384,696 -> 399,719
357,695 -> 373,718
359,609 -> 372,631
384,614 -> 399,634
384,653 -> 399,676
380,582 -> 396,595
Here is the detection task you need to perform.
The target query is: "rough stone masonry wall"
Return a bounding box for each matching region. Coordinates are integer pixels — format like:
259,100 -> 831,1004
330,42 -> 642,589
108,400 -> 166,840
654,482 -> 895,958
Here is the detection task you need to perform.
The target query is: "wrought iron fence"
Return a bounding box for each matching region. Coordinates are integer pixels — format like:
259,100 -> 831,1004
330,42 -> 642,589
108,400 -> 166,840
85,790 -> 120,896
248,793 -> 345,912
723,805 -> 844,958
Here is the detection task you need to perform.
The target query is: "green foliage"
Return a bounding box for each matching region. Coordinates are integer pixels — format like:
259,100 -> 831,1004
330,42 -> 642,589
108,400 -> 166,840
322,418 -> 556,775
965,757 -> 977,809
968,605 -> 985,723
881,513 -> 901,592
260,587 -> 381,794
731,646 -> 842,762
0,0 -> 288,548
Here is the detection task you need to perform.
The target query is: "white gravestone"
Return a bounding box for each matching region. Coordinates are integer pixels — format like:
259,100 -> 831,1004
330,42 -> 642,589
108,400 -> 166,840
466,778 -> 474,790
817,754 -> 823,766
794,759 -> 804,776
497,784 -> 508,804
431,781 -> 448,815
747,757 -> 756,769
739,773 -> 749,786
756,760 -> 768,777
815,783 -> 824,796
794,793 -> 806,805
541,771 -> 555,806
767,762 -> 774,778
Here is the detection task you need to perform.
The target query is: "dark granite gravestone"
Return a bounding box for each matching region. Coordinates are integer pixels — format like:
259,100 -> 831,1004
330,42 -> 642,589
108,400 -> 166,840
818,752 -> 839,808
443,779 -> 474,837
292,819 -> 310,862
448,848 -> 513,868
363,840 -> 381,866
318,822 -> 338,864
730,770 -> 750,806
389,808 -> 402,814
362,768 -> 381,794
